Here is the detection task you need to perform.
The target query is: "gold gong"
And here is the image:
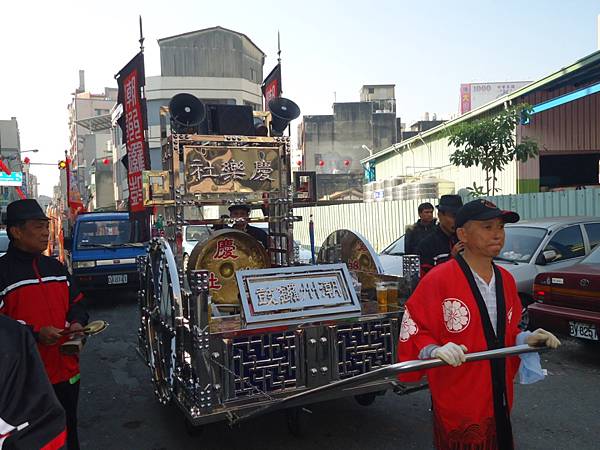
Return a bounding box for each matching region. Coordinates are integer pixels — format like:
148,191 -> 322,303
187,229 -> 270,305
317,229 -> 384,290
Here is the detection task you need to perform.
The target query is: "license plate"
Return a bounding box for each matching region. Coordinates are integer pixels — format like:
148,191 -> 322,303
108,274 -> 128,285
569,321 -> 598,341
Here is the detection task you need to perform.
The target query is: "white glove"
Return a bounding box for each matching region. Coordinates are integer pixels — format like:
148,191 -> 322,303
526,328 -> 561,349
431,342 -> 468,367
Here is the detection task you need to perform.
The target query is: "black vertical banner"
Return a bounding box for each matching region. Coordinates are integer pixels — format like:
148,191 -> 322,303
262,63 -> 282,111
116,51 -> 151,241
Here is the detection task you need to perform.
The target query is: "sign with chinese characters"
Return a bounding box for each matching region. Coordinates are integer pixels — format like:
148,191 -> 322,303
0,171 -> 22,187
236,264 -> 361,325
116,52 -> 150,212
183,145 -> 280,195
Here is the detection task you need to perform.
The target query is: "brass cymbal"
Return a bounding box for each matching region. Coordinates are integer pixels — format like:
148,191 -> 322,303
187,229 -> 270,305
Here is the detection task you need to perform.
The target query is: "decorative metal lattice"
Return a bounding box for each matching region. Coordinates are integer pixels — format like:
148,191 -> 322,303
231,332 -> 298,397
336,320 -> 394,379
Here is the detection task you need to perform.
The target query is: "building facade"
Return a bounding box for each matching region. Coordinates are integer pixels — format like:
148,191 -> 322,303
67,70 -> 118,206
0,117 -> 22,213
145,26 -> 265,169
299,85 -> 397,176
364,50 -> 600,196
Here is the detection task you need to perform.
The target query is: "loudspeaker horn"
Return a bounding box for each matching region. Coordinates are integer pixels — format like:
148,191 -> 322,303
169,93 -> 206,134
268,97 -> 300,135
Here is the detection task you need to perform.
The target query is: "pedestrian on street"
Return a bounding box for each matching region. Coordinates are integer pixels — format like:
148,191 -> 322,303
416,194 -> 464,275
228,204 -> 269,248
0,315 -> 67,449
404,202 -> 436,255
0,199 -> 88,450
397,199 -> 561,450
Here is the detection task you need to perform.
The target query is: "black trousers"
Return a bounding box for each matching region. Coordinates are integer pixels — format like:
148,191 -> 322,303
53,380 -> 80,450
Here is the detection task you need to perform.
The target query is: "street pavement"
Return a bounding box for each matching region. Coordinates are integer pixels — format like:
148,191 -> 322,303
79,292 -> 600,450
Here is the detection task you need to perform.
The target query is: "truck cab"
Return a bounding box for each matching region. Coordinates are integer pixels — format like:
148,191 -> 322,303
66,212 -> 146,293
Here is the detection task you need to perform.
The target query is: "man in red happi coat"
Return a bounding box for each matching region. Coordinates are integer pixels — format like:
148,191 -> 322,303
398,199 -> 560,450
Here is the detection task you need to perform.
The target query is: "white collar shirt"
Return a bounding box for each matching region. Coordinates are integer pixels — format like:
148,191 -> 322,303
470,268 -> 498,335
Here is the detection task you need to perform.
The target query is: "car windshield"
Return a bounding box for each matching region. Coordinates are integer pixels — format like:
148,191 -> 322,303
581,245 -> 600,264
496,226 -> 547,263
382,235 -> 405,255
185,225 -> 209,241
77,220 -> 133,248
0,232 -> 8,252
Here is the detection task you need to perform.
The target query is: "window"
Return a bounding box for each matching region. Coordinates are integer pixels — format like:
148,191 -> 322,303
584,223 -> 600,250
543,225 -> 585,262
185,225 -> 209,242
368,87 -> 375,94
499,227 -> 546,263
77,220 -> 132,249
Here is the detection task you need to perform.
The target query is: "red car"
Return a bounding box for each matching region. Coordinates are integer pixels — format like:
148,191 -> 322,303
529,246 -> 600,342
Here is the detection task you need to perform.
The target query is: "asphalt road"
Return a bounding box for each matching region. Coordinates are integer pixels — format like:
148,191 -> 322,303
78,292 -> 600,450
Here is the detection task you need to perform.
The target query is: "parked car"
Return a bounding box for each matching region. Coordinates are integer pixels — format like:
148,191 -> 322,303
529,244 -> 600,343
379,234 -> 405,275
376,218 -> 600,314
495,217 -> 600,312
0,229 -> 8,257
182,224 -> 211,270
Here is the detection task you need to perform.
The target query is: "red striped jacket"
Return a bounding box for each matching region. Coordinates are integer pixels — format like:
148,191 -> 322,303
0,244 -> 88,385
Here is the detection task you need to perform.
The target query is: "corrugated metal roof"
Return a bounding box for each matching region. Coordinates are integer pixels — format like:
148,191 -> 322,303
157,26 -> 266,56
362,49 -> 600,164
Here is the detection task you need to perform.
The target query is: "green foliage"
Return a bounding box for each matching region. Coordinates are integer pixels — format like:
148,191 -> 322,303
448,104 -> 539,195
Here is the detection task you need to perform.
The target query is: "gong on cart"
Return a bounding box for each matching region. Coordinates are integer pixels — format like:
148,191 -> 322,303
187,229 -> 270,306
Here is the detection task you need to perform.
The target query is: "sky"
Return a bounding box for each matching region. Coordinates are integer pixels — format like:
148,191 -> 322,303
1,0 -> 599,197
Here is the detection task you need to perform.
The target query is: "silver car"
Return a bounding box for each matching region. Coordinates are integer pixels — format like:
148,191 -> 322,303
496,217 -> 600,304
378,217 -> 600,307
0,229 -> 8,257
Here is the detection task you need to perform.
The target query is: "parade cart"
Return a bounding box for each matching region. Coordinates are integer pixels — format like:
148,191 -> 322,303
136,95 -> 422,432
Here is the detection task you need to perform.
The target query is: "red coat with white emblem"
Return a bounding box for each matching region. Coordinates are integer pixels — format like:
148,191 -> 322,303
397,259 -> 521,449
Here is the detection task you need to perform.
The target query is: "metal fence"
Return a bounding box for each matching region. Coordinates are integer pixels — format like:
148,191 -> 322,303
294,188 -> 600,253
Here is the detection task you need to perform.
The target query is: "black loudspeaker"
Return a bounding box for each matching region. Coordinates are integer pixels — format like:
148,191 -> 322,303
208,104 -> 255,136
268,97 -> 301,135
254,117 -> 269,136
169,93 -> 207,134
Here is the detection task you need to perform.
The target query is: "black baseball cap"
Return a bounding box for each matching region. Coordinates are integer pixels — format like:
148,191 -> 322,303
6,199 -> 49,225
436,195 -> 463,213
455,199 -> 520,228
228,204 -> 251,213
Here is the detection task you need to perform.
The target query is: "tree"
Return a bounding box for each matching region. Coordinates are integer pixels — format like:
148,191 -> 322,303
448,104 -> 539,196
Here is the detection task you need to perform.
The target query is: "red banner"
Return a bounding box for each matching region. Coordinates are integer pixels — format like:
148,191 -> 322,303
262,63 -> 282,111
116,52 -> 150,213
66,158 -> 83,211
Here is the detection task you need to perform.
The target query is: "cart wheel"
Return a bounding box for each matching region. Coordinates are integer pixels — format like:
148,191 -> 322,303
185,419 -> 203,436
354,392 -> 377,406
285,407 -> 309,437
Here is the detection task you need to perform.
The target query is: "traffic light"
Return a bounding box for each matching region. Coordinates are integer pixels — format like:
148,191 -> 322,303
58,160 -> 67,170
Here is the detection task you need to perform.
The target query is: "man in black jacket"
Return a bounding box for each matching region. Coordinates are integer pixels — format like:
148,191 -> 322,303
0,199 -> 88,450
0,315 -> 67,449
405,202 -> 436,255
416,195 -> 464,275
228,204 -> 269,249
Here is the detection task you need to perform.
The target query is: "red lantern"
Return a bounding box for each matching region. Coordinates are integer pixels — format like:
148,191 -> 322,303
343,159 -> 351,166
23,157 -> 30,164
318,160 -> 325,166
103,158 -> 110,165
296,160 -> 302,166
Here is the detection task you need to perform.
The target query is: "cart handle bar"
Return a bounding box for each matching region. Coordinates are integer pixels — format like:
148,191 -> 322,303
233,344 -> 547,424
